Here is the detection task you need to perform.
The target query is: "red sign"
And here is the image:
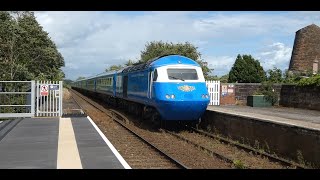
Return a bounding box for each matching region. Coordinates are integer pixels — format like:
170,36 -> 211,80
40,85 -> 49,96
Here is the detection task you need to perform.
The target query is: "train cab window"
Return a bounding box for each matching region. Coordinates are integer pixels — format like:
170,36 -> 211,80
153,69 -> 158,81
167,69 -> 198,80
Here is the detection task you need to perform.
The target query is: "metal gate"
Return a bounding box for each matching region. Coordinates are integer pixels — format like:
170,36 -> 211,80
0,81 -> 35,118
205,80 -> 220,105
36,81 -> 63,117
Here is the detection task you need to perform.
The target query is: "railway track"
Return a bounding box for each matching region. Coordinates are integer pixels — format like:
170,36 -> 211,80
109,109 -> 189,169
62,88 -> 86,117
161,123 -> 307,169
161,129 -> 235,166
70,88 -> 301,169
70,88 -> 188,169
185,126 -> 307,169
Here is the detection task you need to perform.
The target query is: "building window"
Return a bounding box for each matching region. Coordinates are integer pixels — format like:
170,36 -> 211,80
313,60 -> 319,74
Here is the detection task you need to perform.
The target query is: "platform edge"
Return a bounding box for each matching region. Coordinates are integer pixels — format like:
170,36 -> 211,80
86,116 -> 131,169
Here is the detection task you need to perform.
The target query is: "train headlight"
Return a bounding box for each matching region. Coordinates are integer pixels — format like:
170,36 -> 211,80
171,94 -> 175,99
202,94 -> 209,99
165,94 -> 170,99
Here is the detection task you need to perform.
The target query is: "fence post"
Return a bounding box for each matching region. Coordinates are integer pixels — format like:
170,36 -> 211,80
31,81 -> 35,116
205,80 -> 220,106
59,81 -> 63,117
36,81 -> 39,117
217,81 -> 220,105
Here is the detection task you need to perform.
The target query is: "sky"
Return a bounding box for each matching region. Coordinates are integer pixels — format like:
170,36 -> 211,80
34,11 -> 320,81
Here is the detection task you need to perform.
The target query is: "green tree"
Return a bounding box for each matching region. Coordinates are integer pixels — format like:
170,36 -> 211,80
125,59 -> 138,66
76,76 -> 86,81
17,12 -> 65,81
219,74 -> 229,83
0,11 -> 65,81
63,79 -> 73,84
283,69 -> 301,84
63,79 -> 73,88
267,67 -> 283,83
206,75 -> 219,81
105,64 -> 123,72
139,41 -> 211,79
0,11 -> 21,80
228,54 -> 266,83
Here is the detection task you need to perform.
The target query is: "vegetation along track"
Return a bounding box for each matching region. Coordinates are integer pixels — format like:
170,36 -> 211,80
69,88 -> 187,169
163,125 -> 307,169
190,127 -> 307,168
63,88 -> 86,117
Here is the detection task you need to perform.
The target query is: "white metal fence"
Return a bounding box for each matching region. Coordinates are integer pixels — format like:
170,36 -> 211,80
205,80 -> 220,105
0,81 -> 63,118
0,81 -> 35,118
36,81 -> 63,117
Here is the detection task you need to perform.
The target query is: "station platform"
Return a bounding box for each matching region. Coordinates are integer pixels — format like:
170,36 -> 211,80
207,105 -> 320,131
0,116 -> 131,169
205,105 -> 320,166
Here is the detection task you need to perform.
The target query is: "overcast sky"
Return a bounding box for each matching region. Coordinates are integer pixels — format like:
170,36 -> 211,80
34,11 -> 320,80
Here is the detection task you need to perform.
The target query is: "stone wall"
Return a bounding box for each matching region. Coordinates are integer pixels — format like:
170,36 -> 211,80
200,111 -> 320,167
220,83 -> 282,105
220,83 -> 320,110
220,84 -> 236,105
280,85 -> 320,111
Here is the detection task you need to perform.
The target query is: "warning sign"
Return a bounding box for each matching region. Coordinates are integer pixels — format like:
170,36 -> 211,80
49,85 -> 59,90
222,85 -> 228,93
55,90 -> 60,98
40,85 -> 49,96
221,85 -> 228,97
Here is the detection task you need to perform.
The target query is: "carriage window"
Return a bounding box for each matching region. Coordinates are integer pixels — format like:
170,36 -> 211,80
153,69 -> 158,81
167,69 -> 198,80
99,77 -> 113,86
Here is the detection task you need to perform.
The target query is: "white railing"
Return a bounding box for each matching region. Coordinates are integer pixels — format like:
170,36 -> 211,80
36,81 -> 63,117
0,81 -> 35,118
0,80 -> 63,118
205,80 -> 220,105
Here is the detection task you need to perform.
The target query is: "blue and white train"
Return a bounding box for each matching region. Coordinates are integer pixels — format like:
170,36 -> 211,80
72,54 -> 210,124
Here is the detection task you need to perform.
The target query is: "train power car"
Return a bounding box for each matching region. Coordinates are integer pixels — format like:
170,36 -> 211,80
72,54 -> 210,124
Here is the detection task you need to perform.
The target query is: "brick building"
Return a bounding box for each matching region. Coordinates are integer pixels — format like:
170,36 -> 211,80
289,24 -> 320,74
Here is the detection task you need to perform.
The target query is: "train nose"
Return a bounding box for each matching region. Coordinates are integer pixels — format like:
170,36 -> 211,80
157,100 -> 209,121
154,82 -> 210,121
184,94 -> 193,99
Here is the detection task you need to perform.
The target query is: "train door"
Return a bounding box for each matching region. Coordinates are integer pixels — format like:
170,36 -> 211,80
113,74 -> 117,96
148,70 -> 154,99
123,75 -> 128,98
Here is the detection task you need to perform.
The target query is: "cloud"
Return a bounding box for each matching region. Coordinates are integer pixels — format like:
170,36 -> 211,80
35,11 -> 214,80
34,11 -> 320,80
192,12 -> 308,40
203,42 -> 292,77
257,42 -> 292,71
203,56 -> 236,76
65,63 -> 79,70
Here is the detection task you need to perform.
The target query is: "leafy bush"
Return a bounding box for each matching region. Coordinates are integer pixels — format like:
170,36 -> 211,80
267,67 -> 283,83
297,74 -> 320,87
254,82 -> 278,105
283,70 -> 302,84
233,160 -> 245,169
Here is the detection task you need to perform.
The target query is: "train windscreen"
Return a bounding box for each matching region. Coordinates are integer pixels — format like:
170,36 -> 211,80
167,69 -> 198,81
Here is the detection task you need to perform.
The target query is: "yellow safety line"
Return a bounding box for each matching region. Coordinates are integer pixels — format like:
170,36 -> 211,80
57,118 -> 83,169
